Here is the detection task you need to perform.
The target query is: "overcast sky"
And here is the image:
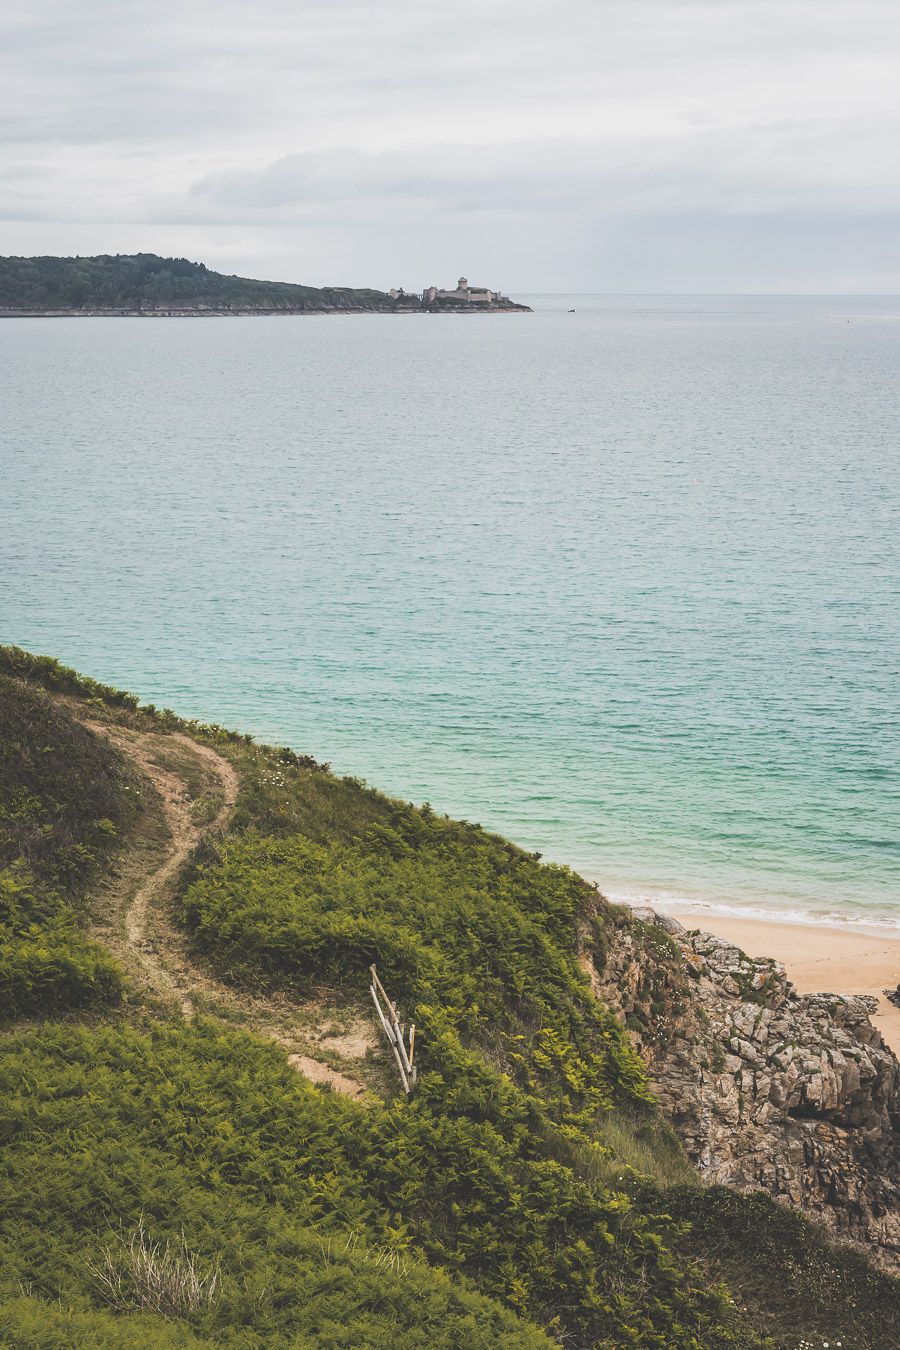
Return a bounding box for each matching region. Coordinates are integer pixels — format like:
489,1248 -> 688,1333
2,0 -> 899,292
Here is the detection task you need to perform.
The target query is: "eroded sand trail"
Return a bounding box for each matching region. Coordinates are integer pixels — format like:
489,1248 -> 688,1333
86,723 -> 238,1018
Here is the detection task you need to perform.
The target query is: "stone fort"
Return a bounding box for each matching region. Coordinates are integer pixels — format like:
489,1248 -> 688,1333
388,277 -> 508,305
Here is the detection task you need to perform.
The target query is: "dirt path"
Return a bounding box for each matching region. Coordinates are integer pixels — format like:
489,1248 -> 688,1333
86,723 -> 238,1019
83,719 -> 373,1098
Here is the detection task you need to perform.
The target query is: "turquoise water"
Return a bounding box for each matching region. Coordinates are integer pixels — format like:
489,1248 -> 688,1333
2,296 -> 898,927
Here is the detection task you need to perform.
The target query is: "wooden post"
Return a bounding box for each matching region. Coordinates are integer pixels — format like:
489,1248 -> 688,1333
369,965 -> 417,1095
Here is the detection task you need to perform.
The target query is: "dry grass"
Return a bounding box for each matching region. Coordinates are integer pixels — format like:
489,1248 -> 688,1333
319,1229 -> 414,1279
88,1217 -> 221,1318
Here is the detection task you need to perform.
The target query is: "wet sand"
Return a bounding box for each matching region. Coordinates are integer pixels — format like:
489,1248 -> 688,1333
668,911 -> 900,1054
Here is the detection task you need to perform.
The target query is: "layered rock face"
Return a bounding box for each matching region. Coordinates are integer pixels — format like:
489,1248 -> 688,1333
586,907 -> 900,1267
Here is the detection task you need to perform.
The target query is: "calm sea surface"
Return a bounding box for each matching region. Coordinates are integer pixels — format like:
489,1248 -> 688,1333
2,296 -> 898,928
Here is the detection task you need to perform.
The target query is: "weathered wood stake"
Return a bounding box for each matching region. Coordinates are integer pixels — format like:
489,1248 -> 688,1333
369,964 -> 417,1094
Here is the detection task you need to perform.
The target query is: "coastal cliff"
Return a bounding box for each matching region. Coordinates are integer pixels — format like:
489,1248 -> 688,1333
586,904 -> 900,1268
1,645 -> 898,1348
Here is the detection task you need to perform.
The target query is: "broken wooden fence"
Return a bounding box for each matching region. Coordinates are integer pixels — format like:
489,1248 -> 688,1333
368,964 -> 417,1094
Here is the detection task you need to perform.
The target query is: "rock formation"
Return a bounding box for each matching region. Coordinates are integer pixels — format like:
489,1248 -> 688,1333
584,904 -> 900,1268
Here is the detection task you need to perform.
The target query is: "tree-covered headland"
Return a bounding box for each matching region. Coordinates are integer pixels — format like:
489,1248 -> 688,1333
0,253 -> 393,314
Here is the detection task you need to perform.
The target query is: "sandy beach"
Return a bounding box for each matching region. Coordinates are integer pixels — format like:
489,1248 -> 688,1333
668,911 -> 900,1054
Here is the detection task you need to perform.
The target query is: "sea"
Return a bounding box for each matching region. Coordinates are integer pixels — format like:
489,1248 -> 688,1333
2,295 -> 898,931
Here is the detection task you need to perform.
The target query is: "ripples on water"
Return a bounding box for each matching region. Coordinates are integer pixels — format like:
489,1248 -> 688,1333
2,295 -> 898,926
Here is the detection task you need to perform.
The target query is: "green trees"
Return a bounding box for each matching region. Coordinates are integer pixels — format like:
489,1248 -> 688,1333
0,254 -> 390,312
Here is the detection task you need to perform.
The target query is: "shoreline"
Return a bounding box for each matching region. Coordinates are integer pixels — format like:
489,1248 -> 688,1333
0,304 -> 531,318
666,908 -> 900,1052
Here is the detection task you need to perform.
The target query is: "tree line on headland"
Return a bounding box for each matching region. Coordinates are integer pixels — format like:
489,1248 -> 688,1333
0,253 -> 529,314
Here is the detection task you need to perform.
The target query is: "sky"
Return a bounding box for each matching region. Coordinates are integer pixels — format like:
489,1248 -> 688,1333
2,0 -> 899,292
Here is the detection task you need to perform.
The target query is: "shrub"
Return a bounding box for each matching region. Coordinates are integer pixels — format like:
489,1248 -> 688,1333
0,1021 -> 557,1347
0,672 -> 137,897
0,646 -> 140,711
0,1295 -> 210,1348
181,831 -> 651,1122
0,868 -> 123,1018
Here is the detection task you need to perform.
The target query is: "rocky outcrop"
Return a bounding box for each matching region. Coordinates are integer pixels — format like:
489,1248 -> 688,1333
585,905 -> 900,1267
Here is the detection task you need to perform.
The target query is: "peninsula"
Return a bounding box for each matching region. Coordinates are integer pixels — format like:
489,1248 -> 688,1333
0,254 -> 531,316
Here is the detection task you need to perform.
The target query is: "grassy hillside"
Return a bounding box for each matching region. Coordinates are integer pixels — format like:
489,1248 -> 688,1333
0,645 -> 897,1348
0,673 -> 135,1016
0,254 -> 391,314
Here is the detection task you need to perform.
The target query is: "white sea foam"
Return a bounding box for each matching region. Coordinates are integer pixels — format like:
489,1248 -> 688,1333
603,888 -> 900,937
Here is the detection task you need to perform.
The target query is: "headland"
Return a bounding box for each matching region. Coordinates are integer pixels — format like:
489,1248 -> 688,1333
0,254 -> 531,316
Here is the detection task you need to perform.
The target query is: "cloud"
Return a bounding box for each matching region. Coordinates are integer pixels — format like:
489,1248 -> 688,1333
2,1 -> 900,288
186,119 -> 900,224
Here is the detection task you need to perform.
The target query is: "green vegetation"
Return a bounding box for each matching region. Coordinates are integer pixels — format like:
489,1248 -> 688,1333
181,829 -> 651,1123
172,754 -> 750,1345
0,1296 -> 209,1348
0,1021 -> 553,1348
0,646 -> 897,1348
0,673 -> 134,1017
0,646 -> 248,747
0,868 -> 122,1018
669,1188 -> 900,1350
0,254 -> 391,314
0,672 -> 137,895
